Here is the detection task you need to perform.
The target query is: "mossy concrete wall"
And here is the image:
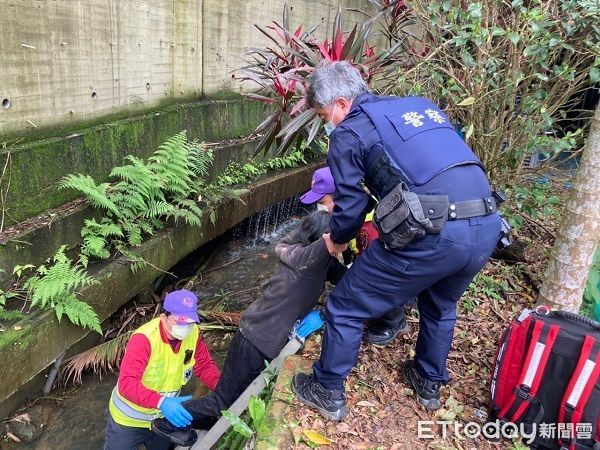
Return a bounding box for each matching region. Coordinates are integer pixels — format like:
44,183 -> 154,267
0,99 -> 263,223
0,162 -> 321,419
0,0 -> 381,224
0,138 -> 258,289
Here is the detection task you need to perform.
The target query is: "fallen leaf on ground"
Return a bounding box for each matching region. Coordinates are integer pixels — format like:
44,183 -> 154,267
356,400 -> 376,407
303,429 -> 333,445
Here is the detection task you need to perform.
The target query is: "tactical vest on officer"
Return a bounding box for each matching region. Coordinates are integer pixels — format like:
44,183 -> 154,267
361,96 -> 484,197
359,96 -> 503,250
109,318 -> 199,429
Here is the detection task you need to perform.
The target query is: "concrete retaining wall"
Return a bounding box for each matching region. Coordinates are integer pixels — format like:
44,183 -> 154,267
0,0 -> 376,224
0,99 -> 263,223
0,138 -> 258,289
0,0 -> 375,140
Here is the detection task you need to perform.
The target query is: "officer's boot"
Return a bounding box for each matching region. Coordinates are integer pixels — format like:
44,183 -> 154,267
151,418 -> 198,447
364,306 -> 410,346
402,359 -> 442,410
292,373 -> 347,421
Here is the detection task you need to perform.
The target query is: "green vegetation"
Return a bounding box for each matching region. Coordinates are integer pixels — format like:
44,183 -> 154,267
1,246 -> 99,332
0,131 -> 314,333
0,97 -> 265,223
582,248 -> 600,320
217,364 -> 276,450
214,150 -> 307,187
236,3 -> 403,155
243,1 -> 598,182
463,262 -> 524,313
391,0 -> 597,179
61,132 -> 211,269
505,180 -> 563,231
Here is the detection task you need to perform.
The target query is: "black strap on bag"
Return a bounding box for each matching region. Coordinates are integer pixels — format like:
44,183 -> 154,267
367,149 -> 505,250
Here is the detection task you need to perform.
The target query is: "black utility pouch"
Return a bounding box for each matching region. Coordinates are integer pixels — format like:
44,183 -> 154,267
492,190 -> 512,250
374,183 -> 435,250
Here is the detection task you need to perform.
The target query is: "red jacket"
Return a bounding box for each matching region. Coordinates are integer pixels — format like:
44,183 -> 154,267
117,320 -> 220,409
355,219 -> 379,256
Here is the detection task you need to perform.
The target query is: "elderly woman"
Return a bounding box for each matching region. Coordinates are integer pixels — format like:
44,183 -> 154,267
152,211 -> 347,446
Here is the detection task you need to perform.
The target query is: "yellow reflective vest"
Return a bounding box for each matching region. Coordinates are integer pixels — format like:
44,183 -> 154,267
108,318 -> 199,429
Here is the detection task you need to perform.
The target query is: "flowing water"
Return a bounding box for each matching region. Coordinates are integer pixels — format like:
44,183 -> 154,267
1,197 -> 307,450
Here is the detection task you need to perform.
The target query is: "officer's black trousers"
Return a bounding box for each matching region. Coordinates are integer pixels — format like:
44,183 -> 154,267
313,214 -> 501,389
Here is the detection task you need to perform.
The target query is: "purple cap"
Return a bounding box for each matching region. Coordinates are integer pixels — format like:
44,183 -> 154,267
300,167 -> 335,204
164,289 -> 200,324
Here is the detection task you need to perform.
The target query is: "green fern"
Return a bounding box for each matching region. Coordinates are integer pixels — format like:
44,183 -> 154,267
150,131 -> 195,198
80,218 -> 123,259
122,223 -> 143,247
119,248 -> 148,274
55,296 -> 102,333
0,308 -> 24,322
145,199 -> 174,219
0,289 -> 24,322
60,175 -> 120,216
6,133 -> 309,334
22,246 -> 101,332
188,144 -> 213,177
61,132 -> 214,271
172,198 -> 203,226
81,233 -> 110,259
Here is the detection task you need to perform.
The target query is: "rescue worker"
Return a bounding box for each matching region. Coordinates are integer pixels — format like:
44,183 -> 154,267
300,166 -> 410,345
104,289 -> 220,450
293,61 -> 501,420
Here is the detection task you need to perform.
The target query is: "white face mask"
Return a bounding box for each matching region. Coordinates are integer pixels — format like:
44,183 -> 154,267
317,203 -> 329,212
324,121 -> 335,136
323,104 -> 338,136
170,323 -> 193,340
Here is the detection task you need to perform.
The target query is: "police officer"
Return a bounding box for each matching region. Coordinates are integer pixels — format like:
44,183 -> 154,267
292,61 -> 501,420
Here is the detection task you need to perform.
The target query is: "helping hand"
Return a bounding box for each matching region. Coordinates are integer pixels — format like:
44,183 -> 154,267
323,233 -> 348,256
296,310 -> 325,338
159,395 -> 193,428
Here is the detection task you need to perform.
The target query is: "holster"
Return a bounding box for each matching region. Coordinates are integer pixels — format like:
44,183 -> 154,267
373,183 -> 448,250
497,216 -> 513,250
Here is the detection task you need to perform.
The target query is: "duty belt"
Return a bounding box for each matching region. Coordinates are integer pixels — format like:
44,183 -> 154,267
419,195 -> 498,221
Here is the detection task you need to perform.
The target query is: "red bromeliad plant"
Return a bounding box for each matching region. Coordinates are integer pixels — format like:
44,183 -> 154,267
236,3 -> 402,155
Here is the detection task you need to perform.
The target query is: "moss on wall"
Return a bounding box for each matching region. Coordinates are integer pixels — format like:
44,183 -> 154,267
0,98 -> 264,223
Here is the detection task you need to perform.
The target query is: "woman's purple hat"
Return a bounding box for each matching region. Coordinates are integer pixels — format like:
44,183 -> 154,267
300,167 -> 335,204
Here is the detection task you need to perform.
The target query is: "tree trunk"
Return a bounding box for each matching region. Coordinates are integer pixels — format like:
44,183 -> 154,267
537,105 -> 600,312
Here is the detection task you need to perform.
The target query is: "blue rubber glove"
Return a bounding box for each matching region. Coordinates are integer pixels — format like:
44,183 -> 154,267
296,310 -> 325,338
159,395 -> 193,428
